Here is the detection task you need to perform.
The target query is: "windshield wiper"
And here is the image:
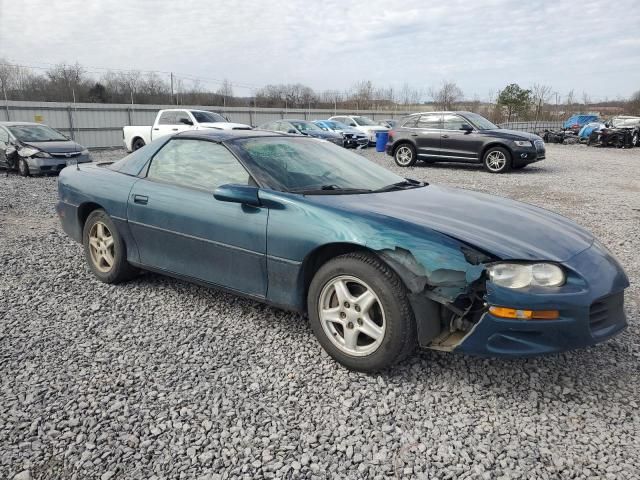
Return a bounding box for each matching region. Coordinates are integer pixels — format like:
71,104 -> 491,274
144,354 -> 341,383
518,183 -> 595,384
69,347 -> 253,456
372,178 -> 427,193
289,185 -> 373,195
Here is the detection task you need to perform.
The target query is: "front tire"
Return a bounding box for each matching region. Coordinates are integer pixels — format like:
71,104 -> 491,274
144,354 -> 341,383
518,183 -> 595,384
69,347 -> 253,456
393,143 -> 417,167
483,146 -> 512,173
18,158 -> 30,177
83,210 -> 136,283
307,252 -> 416,372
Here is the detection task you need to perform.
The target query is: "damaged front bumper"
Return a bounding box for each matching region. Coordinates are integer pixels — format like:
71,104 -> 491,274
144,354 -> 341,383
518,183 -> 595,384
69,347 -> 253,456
379,238 -> 628,358
25,154 -> 92,174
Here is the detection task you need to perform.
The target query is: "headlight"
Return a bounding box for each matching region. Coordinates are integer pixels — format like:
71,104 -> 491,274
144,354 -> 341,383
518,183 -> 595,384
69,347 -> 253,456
81,149 -> 90,156
514,140 -> 533,147
487,263 -> 565,288
19,147 -> 41,157
34,151 -> 52,158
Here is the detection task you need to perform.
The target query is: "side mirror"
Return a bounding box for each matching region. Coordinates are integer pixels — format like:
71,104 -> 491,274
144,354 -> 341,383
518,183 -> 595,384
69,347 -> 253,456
180,118 -> 194,126
460,124 -> 473,132
214,184 -> 261,207
287,129 -> 298,134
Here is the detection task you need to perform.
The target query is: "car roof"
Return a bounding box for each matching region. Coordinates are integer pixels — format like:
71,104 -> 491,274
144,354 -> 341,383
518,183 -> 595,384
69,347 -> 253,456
176,129 -> 286,142
403,111 -> 476,116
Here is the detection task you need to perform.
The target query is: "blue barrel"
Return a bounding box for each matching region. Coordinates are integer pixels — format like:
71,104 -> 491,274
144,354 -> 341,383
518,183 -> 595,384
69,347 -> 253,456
375,131 -> 389,152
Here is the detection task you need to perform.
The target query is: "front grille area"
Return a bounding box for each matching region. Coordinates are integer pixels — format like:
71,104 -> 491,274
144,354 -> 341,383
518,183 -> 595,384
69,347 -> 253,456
51,152 -> 80,158
589,291 -> 625,337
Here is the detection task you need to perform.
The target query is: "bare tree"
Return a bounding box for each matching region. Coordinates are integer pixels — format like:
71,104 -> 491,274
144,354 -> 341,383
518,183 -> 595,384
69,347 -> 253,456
429,81 -> 463,110
216,79 -> 233,107
531,83 -> 553,121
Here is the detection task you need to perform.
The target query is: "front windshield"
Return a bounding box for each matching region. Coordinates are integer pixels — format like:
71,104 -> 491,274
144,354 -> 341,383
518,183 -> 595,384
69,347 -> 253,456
464,113 -> 498,130
291,121 -> 322,132
8,124 -> 68,142
353,116 -> 378,126
191,111 -> 227,123
328,121 -> 349,130
234,137 -> 405,193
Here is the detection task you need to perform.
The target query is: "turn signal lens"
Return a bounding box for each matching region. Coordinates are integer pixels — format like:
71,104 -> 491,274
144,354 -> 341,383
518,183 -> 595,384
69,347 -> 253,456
489,306 -> 559,320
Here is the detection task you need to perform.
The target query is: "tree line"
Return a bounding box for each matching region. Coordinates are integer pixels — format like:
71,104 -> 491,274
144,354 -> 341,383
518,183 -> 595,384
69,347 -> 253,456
1,60 -> 639,123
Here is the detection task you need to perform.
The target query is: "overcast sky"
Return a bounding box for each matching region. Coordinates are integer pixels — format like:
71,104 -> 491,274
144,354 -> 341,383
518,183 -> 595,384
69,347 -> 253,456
1,0 -> 639,101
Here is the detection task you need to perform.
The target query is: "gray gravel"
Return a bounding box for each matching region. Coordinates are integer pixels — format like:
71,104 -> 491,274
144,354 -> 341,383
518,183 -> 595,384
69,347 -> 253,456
1,144 -> 639,479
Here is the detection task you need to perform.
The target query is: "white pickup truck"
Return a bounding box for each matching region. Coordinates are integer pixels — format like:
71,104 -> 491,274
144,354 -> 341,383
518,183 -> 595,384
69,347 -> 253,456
123,109 -> 252,152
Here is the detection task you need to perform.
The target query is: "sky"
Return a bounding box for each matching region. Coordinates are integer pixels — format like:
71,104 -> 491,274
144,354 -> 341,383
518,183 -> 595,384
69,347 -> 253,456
1,0 -> 639,102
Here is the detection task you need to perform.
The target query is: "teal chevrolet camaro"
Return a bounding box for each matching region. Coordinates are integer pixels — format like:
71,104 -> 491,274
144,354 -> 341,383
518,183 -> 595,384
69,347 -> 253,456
57,130 -> 629,371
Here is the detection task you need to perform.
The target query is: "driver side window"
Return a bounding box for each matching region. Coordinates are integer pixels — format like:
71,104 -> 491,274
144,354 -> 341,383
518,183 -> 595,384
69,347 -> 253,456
147,139 -> 250,191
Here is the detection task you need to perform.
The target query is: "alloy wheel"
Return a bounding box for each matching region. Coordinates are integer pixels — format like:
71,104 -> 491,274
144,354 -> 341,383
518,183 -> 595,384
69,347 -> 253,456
318,275 -> 386,356
395,146 -> 413,166
88,222 -> 116,273
485,150 -> 507,172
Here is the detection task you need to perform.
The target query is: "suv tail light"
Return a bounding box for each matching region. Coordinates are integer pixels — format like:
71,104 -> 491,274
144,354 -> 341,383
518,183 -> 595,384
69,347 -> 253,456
388,130 -> 394,141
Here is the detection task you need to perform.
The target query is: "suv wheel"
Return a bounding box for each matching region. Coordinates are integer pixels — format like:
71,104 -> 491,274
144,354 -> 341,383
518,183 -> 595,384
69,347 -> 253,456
394,144 -> 417,167
483,146 -> 512,173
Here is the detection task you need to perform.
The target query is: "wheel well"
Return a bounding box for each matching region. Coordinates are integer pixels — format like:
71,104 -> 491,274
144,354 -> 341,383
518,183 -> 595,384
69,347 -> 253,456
480,142 -> 513,162
77,202 -> 104,231
301,243 -> 373,304
392,140 -> 416,156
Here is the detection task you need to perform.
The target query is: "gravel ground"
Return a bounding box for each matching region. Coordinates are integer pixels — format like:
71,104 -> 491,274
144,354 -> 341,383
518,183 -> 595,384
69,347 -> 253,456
1,144 -> 639,480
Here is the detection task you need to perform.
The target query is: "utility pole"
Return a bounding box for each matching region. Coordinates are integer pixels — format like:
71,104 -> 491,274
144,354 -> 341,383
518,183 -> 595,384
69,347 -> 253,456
170,72 -> 174,105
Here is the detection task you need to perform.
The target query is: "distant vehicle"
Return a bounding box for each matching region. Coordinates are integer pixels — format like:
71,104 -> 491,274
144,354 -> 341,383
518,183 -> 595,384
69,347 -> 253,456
563,114 -> 599,133
313,120 -> 369,148
386,111 -> 545,173
123,109 -> 251,152
328,115 -> 389,144
377,119 -> 398,128
578,122 -> 606,142
56,129 -> 629,371
607,115 -> 640,128
258,120 -> 343,146
0,121 -> 91,176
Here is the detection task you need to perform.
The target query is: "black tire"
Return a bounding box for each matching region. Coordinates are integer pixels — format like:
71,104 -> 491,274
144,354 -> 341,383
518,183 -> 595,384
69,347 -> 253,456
482,146 -> 512,173
132,138 -> 146,151
18,158 -> 30,177
393,143 -> 417,167
307,252 -> 416,372
83,209 -> 136,283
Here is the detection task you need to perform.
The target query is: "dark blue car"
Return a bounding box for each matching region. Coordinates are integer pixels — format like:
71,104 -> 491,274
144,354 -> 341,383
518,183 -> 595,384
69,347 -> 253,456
56,130 -> 629,371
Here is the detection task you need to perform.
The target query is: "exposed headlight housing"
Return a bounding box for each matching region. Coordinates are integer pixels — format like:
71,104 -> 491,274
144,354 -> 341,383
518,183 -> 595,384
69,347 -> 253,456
81,149 -> 90,156
19,146 -> 50,158
487,263 -> 565,289
514,140 -> 533,147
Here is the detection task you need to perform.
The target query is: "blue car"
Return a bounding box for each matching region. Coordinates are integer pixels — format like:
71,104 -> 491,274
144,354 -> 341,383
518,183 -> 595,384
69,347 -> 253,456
56,130 -> 629,371
564,114 -> 600,132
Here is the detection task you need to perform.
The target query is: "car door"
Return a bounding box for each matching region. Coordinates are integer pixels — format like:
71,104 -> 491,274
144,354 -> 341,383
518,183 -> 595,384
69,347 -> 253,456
439,114 -> 484,162
411,113 -> 443,158
153,110 -> 193,139
126,137 -> 268,297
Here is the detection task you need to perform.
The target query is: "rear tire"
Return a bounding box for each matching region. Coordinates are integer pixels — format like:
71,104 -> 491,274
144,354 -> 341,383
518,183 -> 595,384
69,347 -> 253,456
307,252 -> 416,372
18,158 -> 30,177
483,146 -> 512,173
132,138 -> 146,151
394,143 -> 417,167
83,209 -> 136,283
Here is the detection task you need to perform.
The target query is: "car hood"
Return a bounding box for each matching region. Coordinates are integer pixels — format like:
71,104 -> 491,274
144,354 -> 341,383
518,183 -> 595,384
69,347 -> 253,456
309,185 -> 594,262
357,125 -> 388,132
483,129 -> 541,141
22,140 -> 84,153
199,122 -> 252,130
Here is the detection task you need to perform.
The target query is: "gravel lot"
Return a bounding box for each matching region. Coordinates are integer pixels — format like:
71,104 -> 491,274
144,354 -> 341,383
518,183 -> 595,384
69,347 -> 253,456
1,144 -> 639,480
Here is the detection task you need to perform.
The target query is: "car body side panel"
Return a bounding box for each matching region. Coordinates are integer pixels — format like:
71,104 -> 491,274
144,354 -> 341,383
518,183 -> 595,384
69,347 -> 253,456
259,189 -> 488,311
56,165 -> 141,262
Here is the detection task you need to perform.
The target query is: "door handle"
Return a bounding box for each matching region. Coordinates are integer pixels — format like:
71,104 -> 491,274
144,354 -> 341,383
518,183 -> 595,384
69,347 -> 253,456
441,134 -> 450,138
410,133 -> 418,137
153,128 -> 159,130
172,128 -> 179,131
133,194 -> 148,205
